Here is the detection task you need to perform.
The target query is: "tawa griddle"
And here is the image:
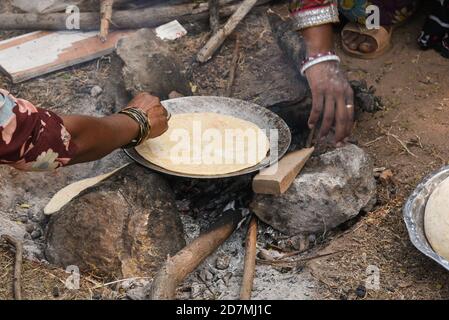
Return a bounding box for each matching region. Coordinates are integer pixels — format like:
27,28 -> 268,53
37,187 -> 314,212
124,96 -> 291,179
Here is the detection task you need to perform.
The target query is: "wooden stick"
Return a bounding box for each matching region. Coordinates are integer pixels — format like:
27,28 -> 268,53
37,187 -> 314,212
226,36 -> 240,97
257,250 -> 346,266
149,210 -> 242,300
100,0 -> 114,42
0,1 -> 270,31
306,127 -> 316,148
209,0 -> 220,34
197,0 -> 258,63
240,216 -> 258,300
2,235 -> 23,300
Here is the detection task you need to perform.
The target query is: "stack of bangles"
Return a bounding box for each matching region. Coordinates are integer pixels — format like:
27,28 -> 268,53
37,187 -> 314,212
300,51 -> 341,76
118,107 -> 151,148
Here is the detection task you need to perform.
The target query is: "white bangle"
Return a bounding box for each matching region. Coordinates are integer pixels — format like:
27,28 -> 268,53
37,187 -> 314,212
300,54 -> 341,76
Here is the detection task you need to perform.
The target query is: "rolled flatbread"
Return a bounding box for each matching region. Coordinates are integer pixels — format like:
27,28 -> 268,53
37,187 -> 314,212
135,113 -> 270,175
44,164 -> 129,215
424,175 -> 449,260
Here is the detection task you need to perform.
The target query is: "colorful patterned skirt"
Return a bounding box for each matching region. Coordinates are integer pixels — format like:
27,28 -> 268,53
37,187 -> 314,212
338,0 -> 419,26
289,0 -> 419,26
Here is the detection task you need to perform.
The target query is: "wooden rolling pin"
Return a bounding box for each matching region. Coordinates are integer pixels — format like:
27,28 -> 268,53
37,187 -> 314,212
252,129 -> 315,195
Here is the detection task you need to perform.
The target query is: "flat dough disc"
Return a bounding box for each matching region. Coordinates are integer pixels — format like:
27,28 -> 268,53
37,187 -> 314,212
135,113 -> 270,175
424,176 -> 449,260
44,164 -> 129,215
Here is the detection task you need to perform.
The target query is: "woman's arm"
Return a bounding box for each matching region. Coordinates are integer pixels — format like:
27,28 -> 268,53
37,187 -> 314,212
62,93 -> 168,164
302,24 -> 354,145
289,0 -> 354,145
61,114 -> 139,164
0,91 -> 167,171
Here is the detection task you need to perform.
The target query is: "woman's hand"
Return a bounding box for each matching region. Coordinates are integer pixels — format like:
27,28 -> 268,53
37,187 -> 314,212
305,61 -> 354,145
127,92 -> 169,139
301,24 -> 355,146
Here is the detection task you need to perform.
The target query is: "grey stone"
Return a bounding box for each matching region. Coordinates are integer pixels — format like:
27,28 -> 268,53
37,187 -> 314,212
199,269 -> 213,282
25,223 -> 34,233
18,216 -> 28,223
215,254 -> 231,270
90,85 -> 103,98
190,283 -> 205,299
251,144 -> 376,235
126,287 -> 147,301
45,163 -> 186,279
124,280 -> 151,301
117,28 -> 191,100
30,229 -> 41,239
308,234 -> 316,244
0,216 -> 40,259
0,216 -> 26,240
222,272 -> 233,286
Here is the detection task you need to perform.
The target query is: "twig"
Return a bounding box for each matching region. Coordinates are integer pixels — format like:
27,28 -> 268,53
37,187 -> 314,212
2,235 -> 23,300
386,132 -> 418,158
265,243 -> 287,252
149,210 -> 242,300
377,125 -> 418,158
92,277 -> 152,289
209,0 -> 220,34
100,0 -> 114,42
197,0 -> 258,62
257,250 -> 345,266
240,216 -> 258,300
226,36 -> 240,97
363,136 -> 385,147
275,248 -> 309,260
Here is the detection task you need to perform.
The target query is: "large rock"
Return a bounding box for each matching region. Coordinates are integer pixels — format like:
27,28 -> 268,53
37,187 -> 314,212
45,163 -> 186,279
117,28 -> 191,100
251,144 -> 376,235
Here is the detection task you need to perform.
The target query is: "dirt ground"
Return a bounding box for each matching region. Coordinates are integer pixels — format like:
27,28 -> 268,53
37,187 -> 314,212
1,2 -> 449,300
308,12 -> 449,299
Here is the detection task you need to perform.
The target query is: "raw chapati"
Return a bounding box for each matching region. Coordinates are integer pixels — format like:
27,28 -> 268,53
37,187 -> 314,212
44,164 -> 129,215
135,113 -> 270,175
424,175 -> 449,260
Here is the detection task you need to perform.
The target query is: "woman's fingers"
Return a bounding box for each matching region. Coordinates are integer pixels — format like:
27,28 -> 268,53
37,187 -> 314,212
319,95 -> 336,139
345,87 -> 355,138
308,90 -> 324,129
334,94 -> 348,144
126,92 -> 170,139
147,104 -> 169,138
148,115 -> 169,138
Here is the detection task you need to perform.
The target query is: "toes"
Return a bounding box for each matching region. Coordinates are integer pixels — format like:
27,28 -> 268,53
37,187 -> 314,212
348,34 -> 366,50
358,36 -> 378,53
342,31 -> 358,45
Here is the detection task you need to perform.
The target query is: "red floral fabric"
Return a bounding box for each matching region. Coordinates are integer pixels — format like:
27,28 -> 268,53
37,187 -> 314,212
0,89 -> 77,171
289,0 -> 335,14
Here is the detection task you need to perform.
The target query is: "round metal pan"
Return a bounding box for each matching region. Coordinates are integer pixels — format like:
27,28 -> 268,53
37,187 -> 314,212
124,96 -> 291,179
404,165 -> 449,271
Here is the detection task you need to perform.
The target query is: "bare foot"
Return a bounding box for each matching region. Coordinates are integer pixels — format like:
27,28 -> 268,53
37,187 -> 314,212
342,28 -> 391,54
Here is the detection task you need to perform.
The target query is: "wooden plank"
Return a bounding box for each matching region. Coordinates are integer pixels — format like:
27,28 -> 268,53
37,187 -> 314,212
0,30 -> 132,83
252,147 -> 314,195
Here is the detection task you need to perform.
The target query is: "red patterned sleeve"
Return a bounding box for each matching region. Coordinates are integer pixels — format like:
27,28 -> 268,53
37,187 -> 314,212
0,89 -> 77,171
289,0 -> 340,30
